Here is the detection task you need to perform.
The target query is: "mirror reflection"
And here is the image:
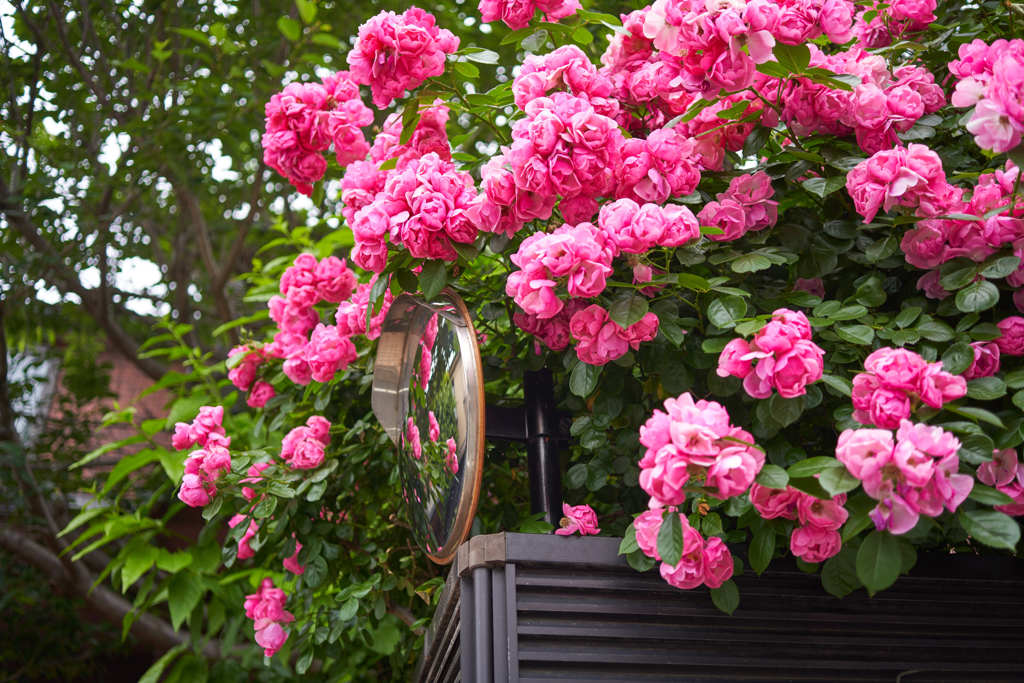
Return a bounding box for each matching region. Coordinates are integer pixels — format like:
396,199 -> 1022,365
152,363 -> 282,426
373,291 -> 483,563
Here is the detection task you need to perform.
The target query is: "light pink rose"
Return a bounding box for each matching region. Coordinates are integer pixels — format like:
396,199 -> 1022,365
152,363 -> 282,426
790,525 -> 842,563
701,537 -> 734,589
555,502 -> 601,536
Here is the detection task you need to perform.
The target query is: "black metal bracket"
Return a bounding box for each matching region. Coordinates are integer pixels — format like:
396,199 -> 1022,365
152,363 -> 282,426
483,369 -> 565,525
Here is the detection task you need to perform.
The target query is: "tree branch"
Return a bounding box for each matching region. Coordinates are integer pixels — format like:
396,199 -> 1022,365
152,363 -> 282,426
0,178 -> 166,381
44,1 -> 109,106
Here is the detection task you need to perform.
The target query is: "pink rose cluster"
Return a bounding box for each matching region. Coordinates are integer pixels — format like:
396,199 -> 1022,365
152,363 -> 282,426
768,46 -> 944,156
506,221 -> 617,319
977,449 -> 1024,516
641,0 -> 855,96
334,277 -> 394,342
478,0 -> 580,30
598,198 -> 700,253
229,514 -> 259,561
949,39 -> 1024,153
281,416 -> 331,470
227,346 -> 277,409
900,162 -> 1023,273
262,71 -> 373,195
845,144 -> 955,224
513,299 -> 587,353
349,152 -> 478,272
850,347 -> 966,429
569,303 -> 659,366
347,7 -> 459,108
264,254 -> 392,387
244,578 -> 294,658
513,46 -> 617,118
615,123 -> 703,201
717,309 -> 825,399
340,101 -> 454,233
749,484 -> 848,563
853,0 -> 936,48
634,509 -> 734,590
698,171 -> 778,242
597,9 -> 764,170
469,93 -> 626,237
836,420 -> 973,534
555,502 -> 600,536
638,392 -> 764,505
173,407 -> 232,508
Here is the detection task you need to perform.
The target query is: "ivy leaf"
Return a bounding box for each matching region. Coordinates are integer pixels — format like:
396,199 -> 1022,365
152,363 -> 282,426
958,508 -> 1021,550
657,511 -> 683,567
855,531 -> 902,595
710,580 -> 740,615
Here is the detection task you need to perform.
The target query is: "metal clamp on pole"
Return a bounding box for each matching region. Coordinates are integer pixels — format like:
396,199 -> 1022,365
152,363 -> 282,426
524,369 -> 562,526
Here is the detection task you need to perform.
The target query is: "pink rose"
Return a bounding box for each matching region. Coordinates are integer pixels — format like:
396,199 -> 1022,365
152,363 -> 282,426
997,316 -> 1024,356
659,522 -> 705,590
701,537 -> 734,589
555,502 -> 601,536
964,341 -> 1000,380
247,381 -> 276,409
790,525 -> 842,563
634,509 -> 663,560
771,339 -> 825,398
749,484 -> 800,520
717,338 -> 754,379
835,428 -> 895,481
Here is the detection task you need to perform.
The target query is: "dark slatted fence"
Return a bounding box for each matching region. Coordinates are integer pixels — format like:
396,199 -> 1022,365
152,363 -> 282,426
417,533 -> 1024,683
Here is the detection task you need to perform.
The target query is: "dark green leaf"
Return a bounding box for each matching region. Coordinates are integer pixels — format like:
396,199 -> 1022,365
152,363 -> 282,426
755,464 -> 789,489
419,260 -> 447,299
855,531 -> 902,595
819,374 -> 852,397
819,465 -> 860,497
769,394 -> 804,427
980,255 -> 1020,279
657,512 -> 683,567
835,324 -> 874,345
626,549 -> 656,572
955,280 -> 1000,313
958,432 -> 995,465
749,527 -> 775,574
967,376 -> 1007,400
942,342 -> 975,375
821,546 -> 862,598
917,318 -> 955,342
787,456 -> 842,478
618,522 -> 639,555
706,296 -> 746,329
710,580 -> 740,615
569,361 -> 602,398
968,484 -> 1015,506
959,508 -> 1020,550
608,294 -> 649,328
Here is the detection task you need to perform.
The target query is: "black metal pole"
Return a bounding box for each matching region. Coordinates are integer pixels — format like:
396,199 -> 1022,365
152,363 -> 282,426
524,368 -> 562,526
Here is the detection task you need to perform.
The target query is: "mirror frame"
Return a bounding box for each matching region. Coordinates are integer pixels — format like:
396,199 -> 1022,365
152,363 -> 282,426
371,288 -> 485,564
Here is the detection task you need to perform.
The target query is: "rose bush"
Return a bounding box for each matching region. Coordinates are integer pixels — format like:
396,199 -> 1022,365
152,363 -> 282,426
70,0 -> 1024,678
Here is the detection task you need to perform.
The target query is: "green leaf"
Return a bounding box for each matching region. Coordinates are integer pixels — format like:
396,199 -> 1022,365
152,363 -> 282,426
787,456 -> 842,478
569,361 -> 602,398
608,294 -> 649,329
917,318 -> 955,342
980,255 -> 1020,279
835,324 -> 874,345
959,508 -> 1020,550
942,342 -> 975,375
168,573 -> 204,630
453,61 -> 480,80
958,432 -> 995,465
521,29 -> 549,52
749,527 -> 775,574
821,546 -> 862,598
955,280 -> 1000,313
657,512 -> 683,567
618,522 -> 639,555
768,394 -> 804,428
626,549 -> 656,572
967,376 -> 1007,400
801,176 -> 847,198
277,16 -> 301,41
841,511 -> 873,543
731,253 -> 773,273
571,26 -> 593,45
676,273 -> 711,291
419,260 -> 447,300
295,0 -> 317,23
773,42 -> 811,71
121,544 -> 158,589
462,48 -> 500,64
819,465 -> 861,497
755,464 -> 789,489
304,555 -> 328,588
138,645 -> 187,683
565,463 -> 587,489
893,306 -> 922,328
945,404 -> 1005,429
819,374 -> 852,397
156,549 -> 193,573
710,580 -> 740,615
968,484 -> 1015,506
855,531 -> 902,595
706,295 -> 746,329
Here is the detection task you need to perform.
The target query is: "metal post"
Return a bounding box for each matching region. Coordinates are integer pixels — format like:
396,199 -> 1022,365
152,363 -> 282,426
524,369 -> 562,525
